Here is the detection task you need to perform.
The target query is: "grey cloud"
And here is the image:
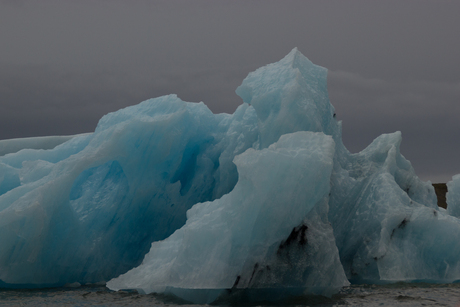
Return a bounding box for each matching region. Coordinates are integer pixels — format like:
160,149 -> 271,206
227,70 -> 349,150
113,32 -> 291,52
0,63 -> 246,139
1,0 -> 460,184
328,70 -> 460,182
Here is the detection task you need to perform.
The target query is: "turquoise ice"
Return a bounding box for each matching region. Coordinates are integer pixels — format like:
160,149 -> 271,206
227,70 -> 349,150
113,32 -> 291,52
0,96 -> 259,286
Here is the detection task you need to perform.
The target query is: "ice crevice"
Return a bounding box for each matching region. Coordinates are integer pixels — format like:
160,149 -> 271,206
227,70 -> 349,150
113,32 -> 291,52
1,48 -> 460,303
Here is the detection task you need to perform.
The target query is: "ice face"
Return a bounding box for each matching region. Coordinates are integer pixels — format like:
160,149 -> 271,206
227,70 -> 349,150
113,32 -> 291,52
0,96 -> 259,286
327,131 -> 449,282
107,132 -> 348,302
1,48 -> 460,303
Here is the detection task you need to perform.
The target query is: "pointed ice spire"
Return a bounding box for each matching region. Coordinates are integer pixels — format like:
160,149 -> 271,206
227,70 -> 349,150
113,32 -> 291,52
236,47 -> 337,148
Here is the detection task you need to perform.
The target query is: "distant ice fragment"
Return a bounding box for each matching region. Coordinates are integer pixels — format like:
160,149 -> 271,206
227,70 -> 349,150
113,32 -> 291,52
447,175 -> 460,218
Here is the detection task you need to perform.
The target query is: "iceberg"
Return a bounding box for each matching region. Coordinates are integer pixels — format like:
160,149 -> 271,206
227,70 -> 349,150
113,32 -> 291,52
1,48 -> 460,303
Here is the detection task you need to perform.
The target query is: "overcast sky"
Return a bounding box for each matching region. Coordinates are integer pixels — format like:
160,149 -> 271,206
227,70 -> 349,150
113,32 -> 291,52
0,0 -> 459,183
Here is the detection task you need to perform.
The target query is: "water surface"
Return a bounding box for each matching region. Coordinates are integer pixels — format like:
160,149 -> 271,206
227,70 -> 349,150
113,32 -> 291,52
1,283 -> 460,306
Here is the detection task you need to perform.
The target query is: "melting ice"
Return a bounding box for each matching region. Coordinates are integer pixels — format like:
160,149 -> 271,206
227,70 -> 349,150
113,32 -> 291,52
1,48 -> 460,303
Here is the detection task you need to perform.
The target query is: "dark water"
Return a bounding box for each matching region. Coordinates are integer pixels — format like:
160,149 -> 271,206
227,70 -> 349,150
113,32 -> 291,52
1,283 -> 460,306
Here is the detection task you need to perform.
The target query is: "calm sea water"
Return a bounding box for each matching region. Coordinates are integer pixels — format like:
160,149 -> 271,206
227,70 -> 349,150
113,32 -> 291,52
1,283 -> 460,306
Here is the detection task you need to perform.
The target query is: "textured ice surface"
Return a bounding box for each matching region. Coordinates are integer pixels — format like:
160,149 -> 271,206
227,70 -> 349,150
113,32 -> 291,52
0,135 -> 87,156
107,132 -> 348,302
2,48 -> 460,303
0,96 -> 258,286
327,132 -> 459,283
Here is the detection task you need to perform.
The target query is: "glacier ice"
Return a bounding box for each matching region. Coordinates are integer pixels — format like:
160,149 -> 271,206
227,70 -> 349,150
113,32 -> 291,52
1,47 -> 460,303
